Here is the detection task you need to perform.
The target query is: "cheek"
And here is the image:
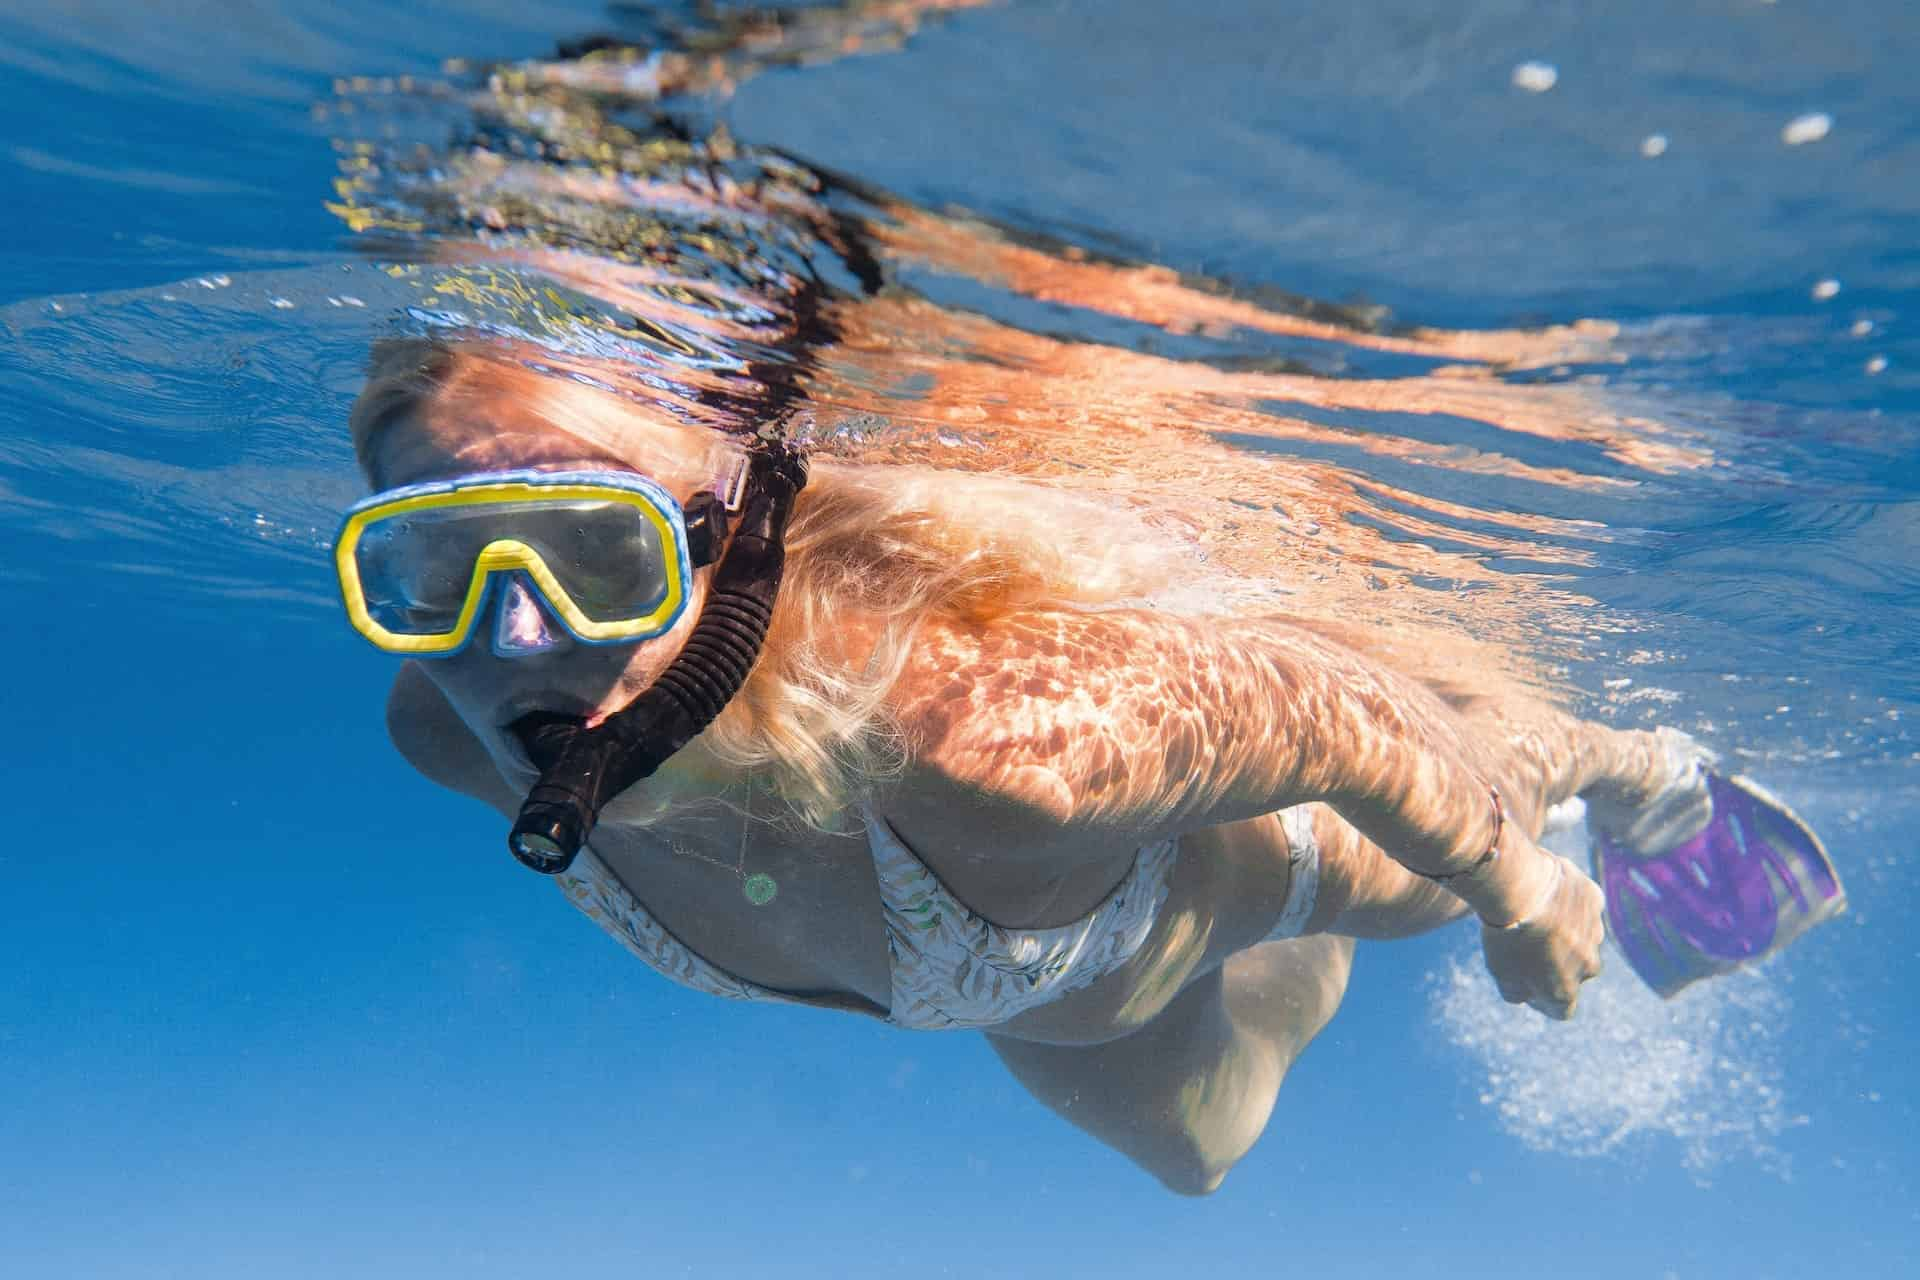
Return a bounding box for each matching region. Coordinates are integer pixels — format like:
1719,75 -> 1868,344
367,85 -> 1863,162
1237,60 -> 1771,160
633,578 -> 711,674
574,581 -> 712,718
609,608 -> 700,691
412,657 -> 499,722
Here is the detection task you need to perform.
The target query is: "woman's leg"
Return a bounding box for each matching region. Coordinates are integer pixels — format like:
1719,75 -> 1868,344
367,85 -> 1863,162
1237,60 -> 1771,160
987,933 -> 1353,1195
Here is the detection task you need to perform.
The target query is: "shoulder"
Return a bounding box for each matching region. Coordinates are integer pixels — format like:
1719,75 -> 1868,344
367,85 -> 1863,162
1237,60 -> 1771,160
883,608 -> 1230,849
890,608 -> 1205,742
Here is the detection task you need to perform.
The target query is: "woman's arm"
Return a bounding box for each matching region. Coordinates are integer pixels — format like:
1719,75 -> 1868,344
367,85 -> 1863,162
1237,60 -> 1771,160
889,607 -> 1568,931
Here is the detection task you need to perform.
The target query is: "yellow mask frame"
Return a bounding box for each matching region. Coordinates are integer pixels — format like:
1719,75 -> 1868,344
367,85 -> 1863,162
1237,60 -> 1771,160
334,469 -> 694,656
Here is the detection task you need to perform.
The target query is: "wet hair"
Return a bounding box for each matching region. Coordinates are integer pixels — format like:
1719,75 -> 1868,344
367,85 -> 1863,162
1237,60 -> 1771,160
349,338 -> 1178,827
351,340 -> 458,482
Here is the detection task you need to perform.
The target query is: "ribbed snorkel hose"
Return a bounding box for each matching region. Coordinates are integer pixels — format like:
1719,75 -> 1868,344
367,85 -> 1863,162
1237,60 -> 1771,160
506,443 -> 808,874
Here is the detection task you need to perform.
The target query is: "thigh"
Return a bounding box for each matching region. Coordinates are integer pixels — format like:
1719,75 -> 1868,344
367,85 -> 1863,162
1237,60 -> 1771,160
987,934 -> 1352,1195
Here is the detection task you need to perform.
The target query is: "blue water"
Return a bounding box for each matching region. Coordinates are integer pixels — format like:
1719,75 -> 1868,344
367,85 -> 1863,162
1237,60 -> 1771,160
2,1 -> 1916,1276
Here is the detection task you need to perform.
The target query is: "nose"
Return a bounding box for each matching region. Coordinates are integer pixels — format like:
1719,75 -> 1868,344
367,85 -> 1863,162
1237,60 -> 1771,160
490,573 -> 573,658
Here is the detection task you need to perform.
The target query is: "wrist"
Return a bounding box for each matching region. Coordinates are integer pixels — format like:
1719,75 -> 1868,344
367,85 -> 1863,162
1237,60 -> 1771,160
1487,853 -> 1566,931
1409,786 -> 1505,891
1461,837 -> 1563,929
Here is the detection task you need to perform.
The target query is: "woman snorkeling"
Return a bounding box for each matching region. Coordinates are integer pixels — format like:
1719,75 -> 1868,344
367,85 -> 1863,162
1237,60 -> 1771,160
329,7 -> 1846,1193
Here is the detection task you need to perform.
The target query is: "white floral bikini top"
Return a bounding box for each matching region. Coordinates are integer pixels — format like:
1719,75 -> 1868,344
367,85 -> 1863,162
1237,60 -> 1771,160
554,808 -> 1182,1031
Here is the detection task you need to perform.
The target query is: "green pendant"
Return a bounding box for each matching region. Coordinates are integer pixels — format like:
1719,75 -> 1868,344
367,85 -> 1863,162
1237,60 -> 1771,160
742,872 -> 778,907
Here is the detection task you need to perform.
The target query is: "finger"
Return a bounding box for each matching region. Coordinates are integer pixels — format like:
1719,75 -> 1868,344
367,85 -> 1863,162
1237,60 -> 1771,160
1487,953 -> 1533,1005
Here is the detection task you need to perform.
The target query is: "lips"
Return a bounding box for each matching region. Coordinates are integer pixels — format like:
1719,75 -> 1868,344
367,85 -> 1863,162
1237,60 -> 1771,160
495,690 -> 600,728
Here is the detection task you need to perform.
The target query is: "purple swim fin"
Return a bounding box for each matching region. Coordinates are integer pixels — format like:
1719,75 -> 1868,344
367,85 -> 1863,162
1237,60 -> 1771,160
1591,771 -> 1846,998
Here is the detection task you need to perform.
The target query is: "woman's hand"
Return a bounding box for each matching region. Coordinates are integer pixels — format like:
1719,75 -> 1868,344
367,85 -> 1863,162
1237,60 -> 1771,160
1476,853 -> 1605,1019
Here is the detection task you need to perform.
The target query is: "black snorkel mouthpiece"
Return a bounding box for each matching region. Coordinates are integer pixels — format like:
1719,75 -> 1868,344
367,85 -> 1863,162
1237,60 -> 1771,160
507,443 -> 808,875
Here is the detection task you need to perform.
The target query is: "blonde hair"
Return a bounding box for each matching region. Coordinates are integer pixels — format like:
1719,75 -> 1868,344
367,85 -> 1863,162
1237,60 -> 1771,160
350,339 -> 1177,826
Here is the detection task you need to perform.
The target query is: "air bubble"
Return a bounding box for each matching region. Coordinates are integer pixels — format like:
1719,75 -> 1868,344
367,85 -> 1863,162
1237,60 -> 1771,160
1782,113 -> 1832,146
1433,946 -> 1795,1179
1512,61 -> 1558,93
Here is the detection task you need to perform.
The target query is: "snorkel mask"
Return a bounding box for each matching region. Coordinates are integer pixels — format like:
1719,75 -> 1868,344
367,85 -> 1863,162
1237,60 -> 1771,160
336,442 -> 808,874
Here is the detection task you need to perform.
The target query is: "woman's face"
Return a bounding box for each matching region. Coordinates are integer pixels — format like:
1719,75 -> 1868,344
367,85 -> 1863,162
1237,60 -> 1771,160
367,383 -> 721,811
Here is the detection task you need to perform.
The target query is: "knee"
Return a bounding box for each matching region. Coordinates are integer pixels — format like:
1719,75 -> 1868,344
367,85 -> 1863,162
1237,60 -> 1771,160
1149,1148 -> 1236,1197
1136,1051 -> 1280,1196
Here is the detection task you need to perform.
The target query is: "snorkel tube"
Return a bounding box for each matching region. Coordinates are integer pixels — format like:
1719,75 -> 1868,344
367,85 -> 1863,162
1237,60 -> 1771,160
505,442 -> 807,874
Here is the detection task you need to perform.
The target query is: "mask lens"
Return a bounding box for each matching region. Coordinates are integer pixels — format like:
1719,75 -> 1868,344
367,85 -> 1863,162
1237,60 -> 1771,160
353,513 -> 473,633
508,502 -> 671,621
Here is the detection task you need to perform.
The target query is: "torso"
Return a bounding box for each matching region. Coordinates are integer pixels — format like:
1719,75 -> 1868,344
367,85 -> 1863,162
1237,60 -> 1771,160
570,800 -> 1299,1040
585,812 -> 895,1013
385,616 -> 1302,1043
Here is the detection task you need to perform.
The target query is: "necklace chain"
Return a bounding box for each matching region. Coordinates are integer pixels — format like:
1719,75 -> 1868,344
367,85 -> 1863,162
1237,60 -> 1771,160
666,775 -> 776,906
736,772 -> 754,874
